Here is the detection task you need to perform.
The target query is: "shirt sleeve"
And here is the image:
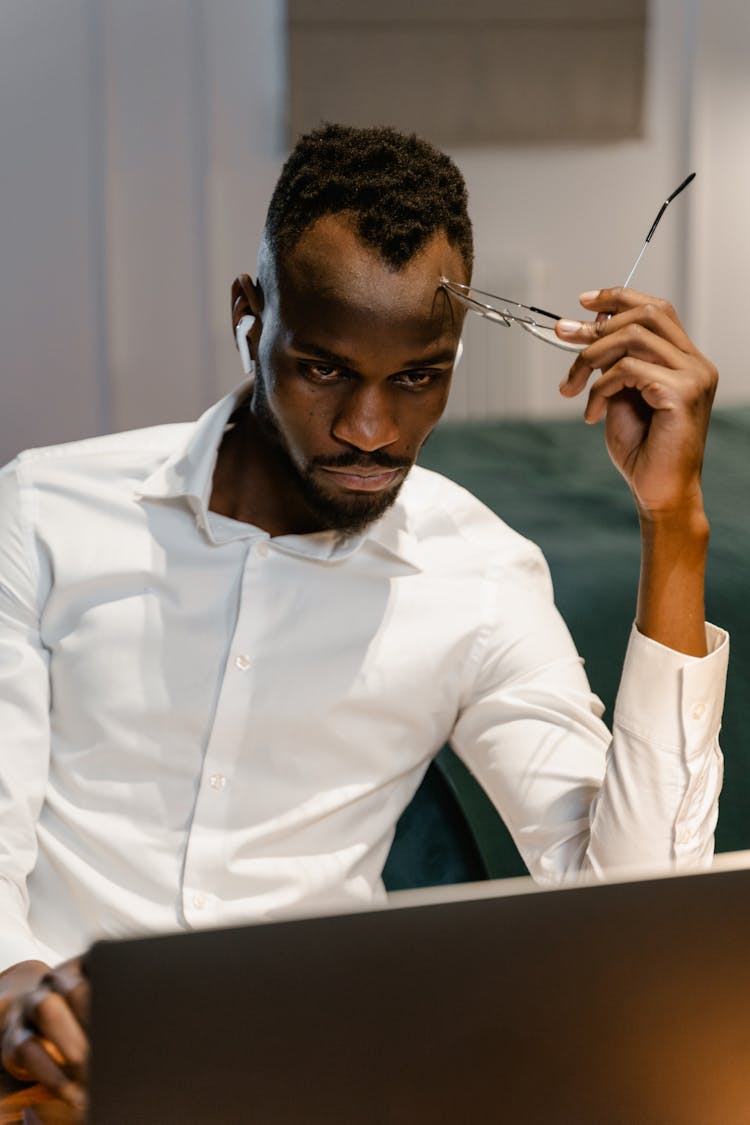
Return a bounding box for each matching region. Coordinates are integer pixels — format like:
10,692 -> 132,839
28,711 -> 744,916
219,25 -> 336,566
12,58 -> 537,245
449,544 -> 728,885
0,461 -> 55,971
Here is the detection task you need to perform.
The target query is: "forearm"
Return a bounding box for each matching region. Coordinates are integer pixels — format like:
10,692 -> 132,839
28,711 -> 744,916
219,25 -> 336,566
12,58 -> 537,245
636,499 -> 710,658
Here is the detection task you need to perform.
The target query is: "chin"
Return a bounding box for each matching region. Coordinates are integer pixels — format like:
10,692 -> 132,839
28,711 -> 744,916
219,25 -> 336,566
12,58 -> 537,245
304,479 -> 404,536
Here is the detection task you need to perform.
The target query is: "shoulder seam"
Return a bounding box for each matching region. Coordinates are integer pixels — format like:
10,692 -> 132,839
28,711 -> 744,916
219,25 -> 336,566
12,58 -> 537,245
12,461 -> 42,603
15,425 -> 190,465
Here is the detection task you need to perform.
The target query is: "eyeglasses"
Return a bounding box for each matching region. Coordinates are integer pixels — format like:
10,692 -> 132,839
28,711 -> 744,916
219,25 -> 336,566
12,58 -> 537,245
440,172 -> 695,353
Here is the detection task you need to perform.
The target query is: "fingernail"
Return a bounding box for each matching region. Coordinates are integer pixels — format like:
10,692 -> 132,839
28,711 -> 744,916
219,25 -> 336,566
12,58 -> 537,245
579,290 -> 600,303
557,319 -> 584,336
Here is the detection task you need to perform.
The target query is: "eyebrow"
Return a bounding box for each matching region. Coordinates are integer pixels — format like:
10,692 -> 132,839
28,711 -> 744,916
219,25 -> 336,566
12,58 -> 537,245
289,339 -> 457,370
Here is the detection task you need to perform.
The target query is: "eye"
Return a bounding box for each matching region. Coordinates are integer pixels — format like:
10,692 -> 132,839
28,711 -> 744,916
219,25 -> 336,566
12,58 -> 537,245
392,369 -> 443,391
301,362 -> 345,383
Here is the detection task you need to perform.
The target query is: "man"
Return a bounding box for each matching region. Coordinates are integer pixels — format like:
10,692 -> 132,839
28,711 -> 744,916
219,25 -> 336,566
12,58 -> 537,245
0,124 -> 727,1112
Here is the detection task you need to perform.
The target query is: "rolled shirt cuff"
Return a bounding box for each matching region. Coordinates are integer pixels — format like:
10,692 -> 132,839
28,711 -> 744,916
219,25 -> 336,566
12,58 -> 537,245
614,622 -> 728,754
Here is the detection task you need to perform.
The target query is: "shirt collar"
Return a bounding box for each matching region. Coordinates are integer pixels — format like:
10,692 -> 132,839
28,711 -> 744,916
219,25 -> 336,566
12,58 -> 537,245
135,381 -> 422,571
360,497 -> 423,571
136,382 -> 249,511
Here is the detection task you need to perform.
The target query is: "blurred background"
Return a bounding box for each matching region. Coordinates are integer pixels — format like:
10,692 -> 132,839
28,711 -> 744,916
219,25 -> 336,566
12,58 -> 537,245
1,0 -> 748,461
1,0 -> 748,866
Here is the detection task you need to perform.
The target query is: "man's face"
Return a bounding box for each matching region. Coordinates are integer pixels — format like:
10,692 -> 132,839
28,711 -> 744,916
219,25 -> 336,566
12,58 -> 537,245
249,214 -> 467,535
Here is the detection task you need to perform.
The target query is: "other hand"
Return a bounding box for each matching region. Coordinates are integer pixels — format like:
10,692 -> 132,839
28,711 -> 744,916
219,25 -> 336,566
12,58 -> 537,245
1,957 -> 88,1117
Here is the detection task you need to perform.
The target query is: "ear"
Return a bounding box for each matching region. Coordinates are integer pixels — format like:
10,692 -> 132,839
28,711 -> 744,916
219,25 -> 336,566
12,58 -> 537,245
231,274 -> 263,375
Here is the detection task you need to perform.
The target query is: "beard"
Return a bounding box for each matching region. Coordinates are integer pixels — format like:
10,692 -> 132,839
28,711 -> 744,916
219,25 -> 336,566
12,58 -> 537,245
250,374 -> 413,537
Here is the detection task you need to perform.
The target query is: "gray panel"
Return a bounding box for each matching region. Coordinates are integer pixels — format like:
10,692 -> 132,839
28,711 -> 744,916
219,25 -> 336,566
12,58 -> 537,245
290,0 -> 645,23
288,5 -> 645,146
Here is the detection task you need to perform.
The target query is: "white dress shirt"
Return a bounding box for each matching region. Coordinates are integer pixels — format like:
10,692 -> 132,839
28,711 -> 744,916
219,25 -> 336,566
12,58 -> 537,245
0,383 -> 728,971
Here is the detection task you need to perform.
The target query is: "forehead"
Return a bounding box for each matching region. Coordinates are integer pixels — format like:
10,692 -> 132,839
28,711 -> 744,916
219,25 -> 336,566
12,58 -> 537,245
270,214 -> 467,344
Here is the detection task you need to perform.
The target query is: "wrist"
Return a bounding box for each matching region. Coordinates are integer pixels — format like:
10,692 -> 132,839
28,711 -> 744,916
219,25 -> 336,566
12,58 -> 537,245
636,499 -> 710,658
638,498 -> 710,551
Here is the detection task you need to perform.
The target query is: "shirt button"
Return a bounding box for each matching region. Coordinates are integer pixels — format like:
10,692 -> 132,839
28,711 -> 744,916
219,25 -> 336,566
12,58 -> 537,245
691,702 -> 707,720
209,773 -> 226,791
255,540 -> 269,558
234,653 -> 252,671
192,892 -> 208,910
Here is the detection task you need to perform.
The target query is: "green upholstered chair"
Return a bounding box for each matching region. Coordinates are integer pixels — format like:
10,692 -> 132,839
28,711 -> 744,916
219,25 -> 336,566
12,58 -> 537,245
381,753 -> 489,892
382,407 -> 749,890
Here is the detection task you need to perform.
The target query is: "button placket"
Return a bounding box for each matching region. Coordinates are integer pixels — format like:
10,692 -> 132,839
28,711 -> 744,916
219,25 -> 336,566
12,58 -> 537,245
182,537 -> 274,924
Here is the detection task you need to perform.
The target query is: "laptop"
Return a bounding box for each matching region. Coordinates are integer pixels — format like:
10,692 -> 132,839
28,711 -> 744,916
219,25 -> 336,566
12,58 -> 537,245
87,863 -> 750,1124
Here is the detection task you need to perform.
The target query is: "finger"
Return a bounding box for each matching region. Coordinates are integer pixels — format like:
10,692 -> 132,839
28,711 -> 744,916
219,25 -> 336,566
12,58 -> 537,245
24,990 -> 88,1082
557,287 -> 686,373
561,324 -> 695,399
558,304 -> 703,398
2,1027 -> 87,1113
577,287 -> 683,326
583,357 -> 687,424
9,978 -> 89,1094
598,301 -> 694,353
42,963 -> 90,1031
558,301 -> 693,356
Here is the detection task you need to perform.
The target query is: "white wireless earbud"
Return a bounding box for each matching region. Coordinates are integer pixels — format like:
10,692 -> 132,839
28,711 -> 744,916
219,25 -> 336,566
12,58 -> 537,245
454,338 -> 464,368
235,315 -> 255,375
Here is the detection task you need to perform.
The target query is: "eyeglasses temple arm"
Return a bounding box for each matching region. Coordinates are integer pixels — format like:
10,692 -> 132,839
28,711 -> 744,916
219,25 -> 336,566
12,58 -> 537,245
621,171 -> 696,290
622,242 -> 650,290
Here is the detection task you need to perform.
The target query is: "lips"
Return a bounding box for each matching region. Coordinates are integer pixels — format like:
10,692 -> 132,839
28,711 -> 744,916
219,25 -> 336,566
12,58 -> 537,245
318,466 -> 404,492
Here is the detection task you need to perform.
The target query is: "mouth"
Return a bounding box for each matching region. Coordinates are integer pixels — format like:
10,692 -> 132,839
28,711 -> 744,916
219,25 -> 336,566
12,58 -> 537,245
317,465 -> 405,493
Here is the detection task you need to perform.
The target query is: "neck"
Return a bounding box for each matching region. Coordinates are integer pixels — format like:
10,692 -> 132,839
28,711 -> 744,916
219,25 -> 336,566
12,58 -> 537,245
209,408 -> 326,537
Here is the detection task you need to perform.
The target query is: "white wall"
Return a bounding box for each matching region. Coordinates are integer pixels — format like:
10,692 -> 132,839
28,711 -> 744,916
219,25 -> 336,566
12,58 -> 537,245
0,0 -> 287,462
689,0 -> 750,397
0,0 -> 748,462
0,1 -> 106,452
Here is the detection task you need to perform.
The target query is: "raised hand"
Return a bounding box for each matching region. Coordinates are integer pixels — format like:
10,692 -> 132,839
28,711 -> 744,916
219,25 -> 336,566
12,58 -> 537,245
557,287 -> 717,520
556,287 -> 718,657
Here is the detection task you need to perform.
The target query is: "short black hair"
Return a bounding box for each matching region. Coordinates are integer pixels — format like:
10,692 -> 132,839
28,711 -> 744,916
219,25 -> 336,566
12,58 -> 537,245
264,123 -> 473,273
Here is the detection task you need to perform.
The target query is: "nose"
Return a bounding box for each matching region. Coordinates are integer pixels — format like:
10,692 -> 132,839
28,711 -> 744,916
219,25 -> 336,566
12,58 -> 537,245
331,382 -> 400,452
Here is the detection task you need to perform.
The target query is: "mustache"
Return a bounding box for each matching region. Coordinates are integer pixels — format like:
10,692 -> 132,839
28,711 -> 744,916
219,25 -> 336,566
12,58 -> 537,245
311,452 -> 412,471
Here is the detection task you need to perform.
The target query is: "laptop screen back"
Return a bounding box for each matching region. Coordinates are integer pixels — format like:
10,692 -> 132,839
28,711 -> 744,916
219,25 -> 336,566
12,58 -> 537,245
88,867 -> 750,1125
